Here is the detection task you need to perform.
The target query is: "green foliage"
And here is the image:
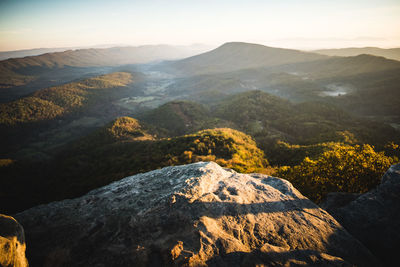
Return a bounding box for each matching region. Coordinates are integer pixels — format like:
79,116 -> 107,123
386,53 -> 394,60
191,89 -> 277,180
277,143 -> 394,203
140,100 -> 228,136
0,97 -> 64,124
1,44 -> 399,218
62,127 -> 268,185
331,69 -> 400,117
1,85 -> 399,215
0,126 -> 267,213
71,116 -> 153,150
0,72 -> 132,125
0,124 -> 268,213
383,142 -> 400,162
266,140 -> 336,166
285,54 -> 400,80
0,66 -> 35,88
177,128 -> 268,173
215,90 -> 292,129
214,90 -> 398,146
0,159 -> 14,168
105,117 -> 145,140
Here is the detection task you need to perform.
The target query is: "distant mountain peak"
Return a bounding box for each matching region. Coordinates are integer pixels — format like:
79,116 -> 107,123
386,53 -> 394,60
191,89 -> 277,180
219,41 -> 269,47
164,42 -> 327,76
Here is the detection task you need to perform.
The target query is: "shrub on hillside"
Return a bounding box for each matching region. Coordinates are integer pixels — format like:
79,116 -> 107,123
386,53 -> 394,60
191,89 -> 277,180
277,143 -> 394,202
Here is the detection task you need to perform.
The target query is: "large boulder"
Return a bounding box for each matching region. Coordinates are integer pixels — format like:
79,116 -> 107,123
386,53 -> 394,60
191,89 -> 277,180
322,163 -> 400,266
0,214 -> 28,267
15,162 -> 378,266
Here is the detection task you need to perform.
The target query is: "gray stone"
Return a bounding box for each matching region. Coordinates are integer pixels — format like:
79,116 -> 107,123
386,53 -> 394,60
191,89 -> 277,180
15,162 -> 378,266
323,163 -> 400,266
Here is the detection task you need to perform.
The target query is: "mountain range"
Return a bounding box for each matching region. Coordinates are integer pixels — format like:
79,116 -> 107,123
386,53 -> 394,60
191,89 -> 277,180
314,47 -> 400,61
1,41 -> 399,213
0,44 -> 212,102
1,41 -> 400,266
160,42 -> 327,76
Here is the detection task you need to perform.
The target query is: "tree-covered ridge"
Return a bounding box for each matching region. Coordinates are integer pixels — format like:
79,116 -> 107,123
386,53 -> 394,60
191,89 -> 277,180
214,90 -> 292,126
104,116 -> 151,141
132,91 -> 399,204
314,47 -> 400,61
1,109 -> 398,213
71,116 -> 154,150
275,54 -> 400,80
0,97 -> 64,125
173,128 -> 268,173
139,100 -> 230,136
0,45 -> 208,89
0,66 -> 35,88
63,126 -> 267,180
0,72 -> 132,125
0,48 -> 120,88
0,125 -> 268,213
214,90 -> 398,146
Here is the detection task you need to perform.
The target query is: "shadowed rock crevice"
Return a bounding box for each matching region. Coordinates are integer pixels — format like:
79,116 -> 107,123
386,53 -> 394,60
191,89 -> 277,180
15,162 -> 378,266
322,163 -> 400,266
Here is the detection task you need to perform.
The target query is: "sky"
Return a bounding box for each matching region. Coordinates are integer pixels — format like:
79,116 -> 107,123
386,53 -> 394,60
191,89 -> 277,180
0,0 -> 399,51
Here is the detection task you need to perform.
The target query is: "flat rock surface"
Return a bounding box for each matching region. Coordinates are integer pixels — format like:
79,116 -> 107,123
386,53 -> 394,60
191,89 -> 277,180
323,164 -> 400,266
15,162 -> 378,266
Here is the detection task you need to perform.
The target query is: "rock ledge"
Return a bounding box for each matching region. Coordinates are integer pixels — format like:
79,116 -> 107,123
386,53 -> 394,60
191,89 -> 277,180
16,162 -> 378,266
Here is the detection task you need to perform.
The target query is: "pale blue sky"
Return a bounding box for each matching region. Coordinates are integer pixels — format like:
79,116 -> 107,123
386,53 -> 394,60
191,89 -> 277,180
1,0 -> 399,51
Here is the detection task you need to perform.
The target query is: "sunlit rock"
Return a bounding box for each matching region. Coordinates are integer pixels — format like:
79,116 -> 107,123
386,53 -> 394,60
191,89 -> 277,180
0,214 -> 28,267
15,162 -> 378,266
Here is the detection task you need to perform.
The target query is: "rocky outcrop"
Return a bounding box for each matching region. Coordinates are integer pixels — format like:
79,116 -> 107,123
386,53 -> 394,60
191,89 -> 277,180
322,163 -> 400,266
0,214 -> 28,267
15,162 -> 378,266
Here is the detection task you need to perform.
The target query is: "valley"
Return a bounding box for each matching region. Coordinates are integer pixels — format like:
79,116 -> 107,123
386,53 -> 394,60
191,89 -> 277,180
114,70 -> 177,112
1,42 -> 399,216
2,0 -> 400,265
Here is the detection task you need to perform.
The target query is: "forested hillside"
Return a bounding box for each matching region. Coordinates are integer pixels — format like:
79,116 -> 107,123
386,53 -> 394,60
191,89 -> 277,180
0,72 -> 139,158
0,72 -> 133,125
1,42 -> 399,218
0,126 -> 267,213
0,45 -> 209,88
